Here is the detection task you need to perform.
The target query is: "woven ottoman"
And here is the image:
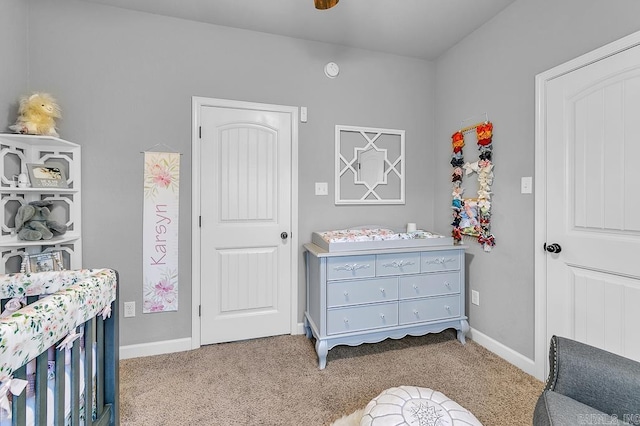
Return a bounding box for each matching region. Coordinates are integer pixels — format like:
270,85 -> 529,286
360,386 -> 482,426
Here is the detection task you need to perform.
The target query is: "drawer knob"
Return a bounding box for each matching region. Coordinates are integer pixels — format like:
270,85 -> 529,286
445,282 -> 451,288
380,313 -> 385,319
413,284 -> 418,291
343,318 -> 349,324
444,305 -> 451,311
343,291 -> 349,297
413,309 -> 419,316
380,288 -> 385,294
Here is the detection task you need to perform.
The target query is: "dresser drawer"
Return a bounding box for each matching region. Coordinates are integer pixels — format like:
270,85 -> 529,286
327,277 -> 398,308
327,302 -> 398,335
376,252 -> 421,276
327,255 -> 375,280
421,250 -> 461,272
399,272 -> 460,299
399,295 -> 460,324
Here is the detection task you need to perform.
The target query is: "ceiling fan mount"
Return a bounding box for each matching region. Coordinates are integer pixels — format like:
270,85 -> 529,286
314,0 -> 339,10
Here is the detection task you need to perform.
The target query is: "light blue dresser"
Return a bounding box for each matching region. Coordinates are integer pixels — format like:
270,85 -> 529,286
304,243 -> 469,369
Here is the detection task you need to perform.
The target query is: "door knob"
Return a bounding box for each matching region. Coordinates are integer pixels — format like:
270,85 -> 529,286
281,232 -> 289,240
544,243 -> 562,253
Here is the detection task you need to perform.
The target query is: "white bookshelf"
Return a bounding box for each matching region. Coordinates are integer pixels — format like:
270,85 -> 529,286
0,134 -> 82,273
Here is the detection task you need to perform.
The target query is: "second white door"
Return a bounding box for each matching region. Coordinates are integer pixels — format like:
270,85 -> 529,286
198,100 -> 296,345
542,40 -> 640,369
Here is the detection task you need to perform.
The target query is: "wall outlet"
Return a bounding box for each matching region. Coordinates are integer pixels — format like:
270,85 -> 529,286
521,176 -> 533,194
315,182 -> 328,196
471,290 -> 480,306
124,301 -> 136,317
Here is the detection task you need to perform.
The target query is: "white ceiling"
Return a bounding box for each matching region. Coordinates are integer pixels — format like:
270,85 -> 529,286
80,0 -> 516,60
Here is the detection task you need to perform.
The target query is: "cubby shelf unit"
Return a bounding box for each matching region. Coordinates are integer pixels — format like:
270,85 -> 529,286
0,133 -> 82,273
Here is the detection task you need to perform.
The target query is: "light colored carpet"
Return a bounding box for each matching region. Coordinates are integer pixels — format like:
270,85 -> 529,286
119,330 -> 543,425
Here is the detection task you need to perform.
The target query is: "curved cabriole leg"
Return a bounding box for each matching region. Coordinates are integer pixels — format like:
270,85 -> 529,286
315,339 -> 328,370
457,319 -> 470,344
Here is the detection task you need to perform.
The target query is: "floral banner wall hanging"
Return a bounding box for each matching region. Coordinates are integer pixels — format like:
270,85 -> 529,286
451,121 -> 496,252
143,151 -> 180,312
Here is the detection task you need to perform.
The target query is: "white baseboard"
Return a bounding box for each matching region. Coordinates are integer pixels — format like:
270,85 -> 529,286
120,337 -> 192,360
121,326 -> 308,360
468,328 -> 536,377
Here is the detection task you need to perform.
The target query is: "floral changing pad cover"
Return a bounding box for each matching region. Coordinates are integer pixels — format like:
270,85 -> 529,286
318,228 -> 443,243
312,227 -> 452,252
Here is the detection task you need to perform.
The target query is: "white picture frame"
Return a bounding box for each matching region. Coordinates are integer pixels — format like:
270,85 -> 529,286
26,163 -> 68,189
21,251 -> 65,273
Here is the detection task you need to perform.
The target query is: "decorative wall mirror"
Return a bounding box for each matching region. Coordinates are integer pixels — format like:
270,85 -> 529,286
335,125 -> 405,205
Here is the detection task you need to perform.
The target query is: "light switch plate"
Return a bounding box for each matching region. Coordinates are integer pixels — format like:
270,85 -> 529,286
521,176 -> 532,194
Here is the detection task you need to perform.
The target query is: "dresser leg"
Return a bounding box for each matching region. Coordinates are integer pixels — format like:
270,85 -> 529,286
315,339 -> 328,369
457,319 -> 470,344
303,317 -> 313,339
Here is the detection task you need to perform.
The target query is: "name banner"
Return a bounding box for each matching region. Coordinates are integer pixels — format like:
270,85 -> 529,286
142,152 -> 180,313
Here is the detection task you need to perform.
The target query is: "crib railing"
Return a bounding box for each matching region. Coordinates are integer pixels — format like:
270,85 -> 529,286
0,269 -> 119,426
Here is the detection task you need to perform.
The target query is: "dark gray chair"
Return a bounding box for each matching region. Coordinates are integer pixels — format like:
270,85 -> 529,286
534,335 -> 640,425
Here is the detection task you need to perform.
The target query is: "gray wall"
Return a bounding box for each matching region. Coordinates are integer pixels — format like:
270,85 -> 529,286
0,0 -> 28,128
12,0 -> 640,360
24,0 -> 435,346
434,0 -> 640,358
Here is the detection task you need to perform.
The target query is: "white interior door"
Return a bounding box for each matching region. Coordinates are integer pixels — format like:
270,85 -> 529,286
536,35 -> 640,378
196,100 -> 297,345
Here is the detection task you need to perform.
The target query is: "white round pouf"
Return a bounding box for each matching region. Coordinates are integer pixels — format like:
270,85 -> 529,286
360,386 -> 483,426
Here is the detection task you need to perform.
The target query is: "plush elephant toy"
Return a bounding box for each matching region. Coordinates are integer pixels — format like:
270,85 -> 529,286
15,200 -> 67,241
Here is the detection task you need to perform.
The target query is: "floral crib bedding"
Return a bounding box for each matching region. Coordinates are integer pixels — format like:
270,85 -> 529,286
0,342 -> 95,425
0,269 -> 117,425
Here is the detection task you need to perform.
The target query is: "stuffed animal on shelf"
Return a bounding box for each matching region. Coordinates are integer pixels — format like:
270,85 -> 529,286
15,200 -> 67,241
9,92 -> 62,137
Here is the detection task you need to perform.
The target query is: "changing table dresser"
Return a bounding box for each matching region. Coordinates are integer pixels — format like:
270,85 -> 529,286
304,243 -> 469,369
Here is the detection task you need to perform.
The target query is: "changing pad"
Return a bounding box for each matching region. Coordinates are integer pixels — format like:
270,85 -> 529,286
312,227 -> 453,252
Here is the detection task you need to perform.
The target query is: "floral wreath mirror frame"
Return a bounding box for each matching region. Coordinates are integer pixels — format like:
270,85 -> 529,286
451,122 -> 496,252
